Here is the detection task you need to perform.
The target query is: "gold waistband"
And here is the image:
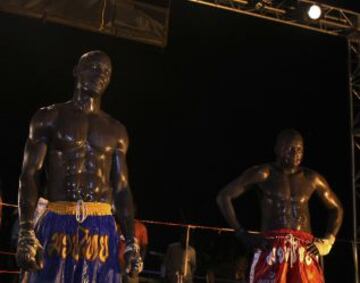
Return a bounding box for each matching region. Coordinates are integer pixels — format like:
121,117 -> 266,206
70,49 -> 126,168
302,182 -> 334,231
48,201 -> 112,216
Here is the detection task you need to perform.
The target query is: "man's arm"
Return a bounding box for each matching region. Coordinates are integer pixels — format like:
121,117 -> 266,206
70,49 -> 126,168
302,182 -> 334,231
111,125 -> 142,275
17,107 -> 54,270
111,125 -> 134,244
314,174 -> 343,238
216,165 -> 270,231
307,173 -> 344,257
217,165 -> 270,251
18,139 -> 47,231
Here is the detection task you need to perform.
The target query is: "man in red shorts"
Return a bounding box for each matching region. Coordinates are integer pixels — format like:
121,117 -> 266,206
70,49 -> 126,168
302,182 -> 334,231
217,129 -> 343,283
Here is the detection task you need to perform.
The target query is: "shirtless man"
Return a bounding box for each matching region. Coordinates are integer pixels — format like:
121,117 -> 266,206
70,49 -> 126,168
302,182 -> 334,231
16,50 -> 142,282
217,129 -> 343,282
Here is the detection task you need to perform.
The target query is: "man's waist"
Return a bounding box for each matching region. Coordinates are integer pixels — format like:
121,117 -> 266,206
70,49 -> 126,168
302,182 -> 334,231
263,228 -> 314,242
48,201 -> 112,216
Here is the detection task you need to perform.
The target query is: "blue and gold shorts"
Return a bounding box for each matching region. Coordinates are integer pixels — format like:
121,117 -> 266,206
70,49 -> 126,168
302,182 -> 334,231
29,201 -> 121,283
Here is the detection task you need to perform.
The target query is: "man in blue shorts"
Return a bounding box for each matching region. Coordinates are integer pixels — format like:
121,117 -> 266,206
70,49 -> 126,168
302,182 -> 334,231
16,50 -> 142,282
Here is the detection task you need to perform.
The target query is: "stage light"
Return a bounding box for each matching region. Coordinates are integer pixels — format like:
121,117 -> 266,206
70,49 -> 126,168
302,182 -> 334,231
307,4 -> 322,20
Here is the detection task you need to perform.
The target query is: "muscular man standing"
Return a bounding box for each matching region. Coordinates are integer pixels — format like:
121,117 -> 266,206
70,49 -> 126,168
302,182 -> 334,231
16,50 -> 142,282
217,129 -> 343,282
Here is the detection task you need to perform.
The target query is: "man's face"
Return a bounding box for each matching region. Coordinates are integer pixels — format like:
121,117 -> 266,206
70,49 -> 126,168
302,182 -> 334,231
278,137 -> 304,168
76,52 -> 112,97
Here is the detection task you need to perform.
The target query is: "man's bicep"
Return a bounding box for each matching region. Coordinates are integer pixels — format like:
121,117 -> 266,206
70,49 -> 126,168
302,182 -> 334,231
21,107 -> 54,173
112,149 -> 129,192
112,125 -> 130,190
223,166 -> 269,198
21,139 -> 47,174
315,175 -> 342,209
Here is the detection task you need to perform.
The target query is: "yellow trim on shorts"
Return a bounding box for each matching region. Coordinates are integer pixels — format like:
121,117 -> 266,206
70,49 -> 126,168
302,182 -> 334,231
48,201 -> 112,216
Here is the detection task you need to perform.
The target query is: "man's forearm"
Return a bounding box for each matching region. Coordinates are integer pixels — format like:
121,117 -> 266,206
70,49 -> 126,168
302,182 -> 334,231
326,207 -> 344,237
115,188 -> 135,243
18,175 -> 39,230
217,192 -> 241,231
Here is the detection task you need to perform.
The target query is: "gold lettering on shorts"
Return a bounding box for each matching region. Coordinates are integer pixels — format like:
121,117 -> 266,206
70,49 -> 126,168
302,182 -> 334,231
86,234 -> 99,261
47,233 -> 60,257
47,229 -> 110,262
99,235 -> 109,263
71,233 -> 80,261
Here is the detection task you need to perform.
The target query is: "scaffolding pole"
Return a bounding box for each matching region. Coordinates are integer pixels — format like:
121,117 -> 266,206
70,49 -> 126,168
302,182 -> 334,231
349,35 -> 360,283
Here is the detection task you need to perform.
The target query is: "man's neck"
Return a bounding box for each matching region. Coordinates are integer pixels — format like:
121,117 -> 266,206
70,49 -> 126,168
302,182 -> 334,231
72,88 -> 101,113
275,161 -> 300,175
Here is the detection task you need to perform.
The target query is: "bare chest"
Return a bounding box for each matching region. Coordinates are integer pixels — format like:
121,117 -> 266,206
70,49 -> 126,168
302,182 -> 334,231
261,170 -> 315,203
51,111 -> 117,153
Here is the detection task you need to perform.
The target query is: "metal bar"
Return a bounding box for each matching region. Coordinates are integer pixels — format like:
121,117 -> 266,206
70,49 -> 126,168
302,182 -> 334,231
188,0 -> 340,36
188,0 -> 360,37
300,0 -> 360,16
0,1 -> 170,47
323,14 -> 348,24
349,38 -> 360,283
183,225 -> 191,278
319,18 -> 352,30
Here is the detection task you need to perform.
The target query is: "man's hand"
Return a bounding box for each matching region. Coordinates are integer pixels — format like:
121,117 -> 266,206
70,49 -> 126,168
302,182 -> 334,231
124,242 -> 143,277
235,229 -> 270,251
306,234 -> 335,257
16,229 -> 44,271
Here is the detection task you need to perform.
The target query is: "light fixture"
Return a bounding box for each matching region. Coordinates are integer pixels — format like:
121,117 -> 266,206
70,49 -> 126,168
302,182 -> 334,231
307,4 -> 322,20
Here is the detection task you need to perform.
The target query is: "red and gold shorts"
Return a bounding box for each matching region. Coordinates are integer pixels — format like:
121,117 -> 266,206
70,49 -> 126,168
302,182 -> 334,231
249,229 -> 324,283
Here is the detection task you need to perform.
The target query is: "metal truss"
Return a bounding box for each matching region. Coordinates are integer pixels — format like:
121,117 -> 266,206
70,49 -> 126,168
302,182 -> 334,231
188,0 -> 360,37
0,0 -> 171,47
350,36 -> 360,283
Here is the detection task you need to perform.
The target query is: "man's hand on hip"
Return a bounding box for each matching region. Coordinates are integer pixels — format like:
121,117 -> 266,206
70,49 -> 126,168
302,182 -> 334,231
307,234 -> 335,257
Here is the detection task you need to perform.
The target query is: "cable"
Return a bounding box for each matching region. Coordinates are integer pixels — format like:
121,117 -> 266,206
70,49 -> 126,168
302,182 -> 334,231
0,270 -> 20,274
0,251 -> 16,256
0,201 -> 18,208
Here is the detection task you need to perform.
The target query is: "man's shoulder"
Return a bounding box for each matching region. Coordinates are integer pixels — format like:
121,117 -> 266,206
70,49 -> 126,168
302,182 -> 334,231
99,112 -> 127,132
301,167 -> 319,178
247,163 -> 272,178
35,103 -> 58,115
29,104 -> 63,141
31,103 -> 61,126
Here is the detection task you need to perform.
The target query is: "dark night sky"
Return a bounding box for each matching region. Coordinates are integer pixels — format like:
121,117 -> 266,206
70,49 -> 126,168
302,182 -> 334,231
0,0 -> 359,281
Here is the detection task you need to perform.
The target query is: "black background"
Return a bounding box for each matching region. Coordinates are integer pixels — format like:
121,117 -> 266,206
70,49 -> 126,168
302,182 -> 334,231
0,0 -> 359,281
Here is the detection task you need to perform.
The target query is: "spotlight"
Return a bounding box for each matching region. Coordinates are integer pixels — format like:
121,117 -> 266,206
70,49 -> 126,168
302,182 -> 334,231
307,4 -> 322,20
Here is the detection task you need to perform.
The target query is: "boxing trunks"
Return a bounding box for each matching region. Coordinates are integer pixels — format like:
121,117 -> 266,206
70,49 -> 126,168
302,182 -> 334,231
249,229 -> 324,283
28,201 -> 121,283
